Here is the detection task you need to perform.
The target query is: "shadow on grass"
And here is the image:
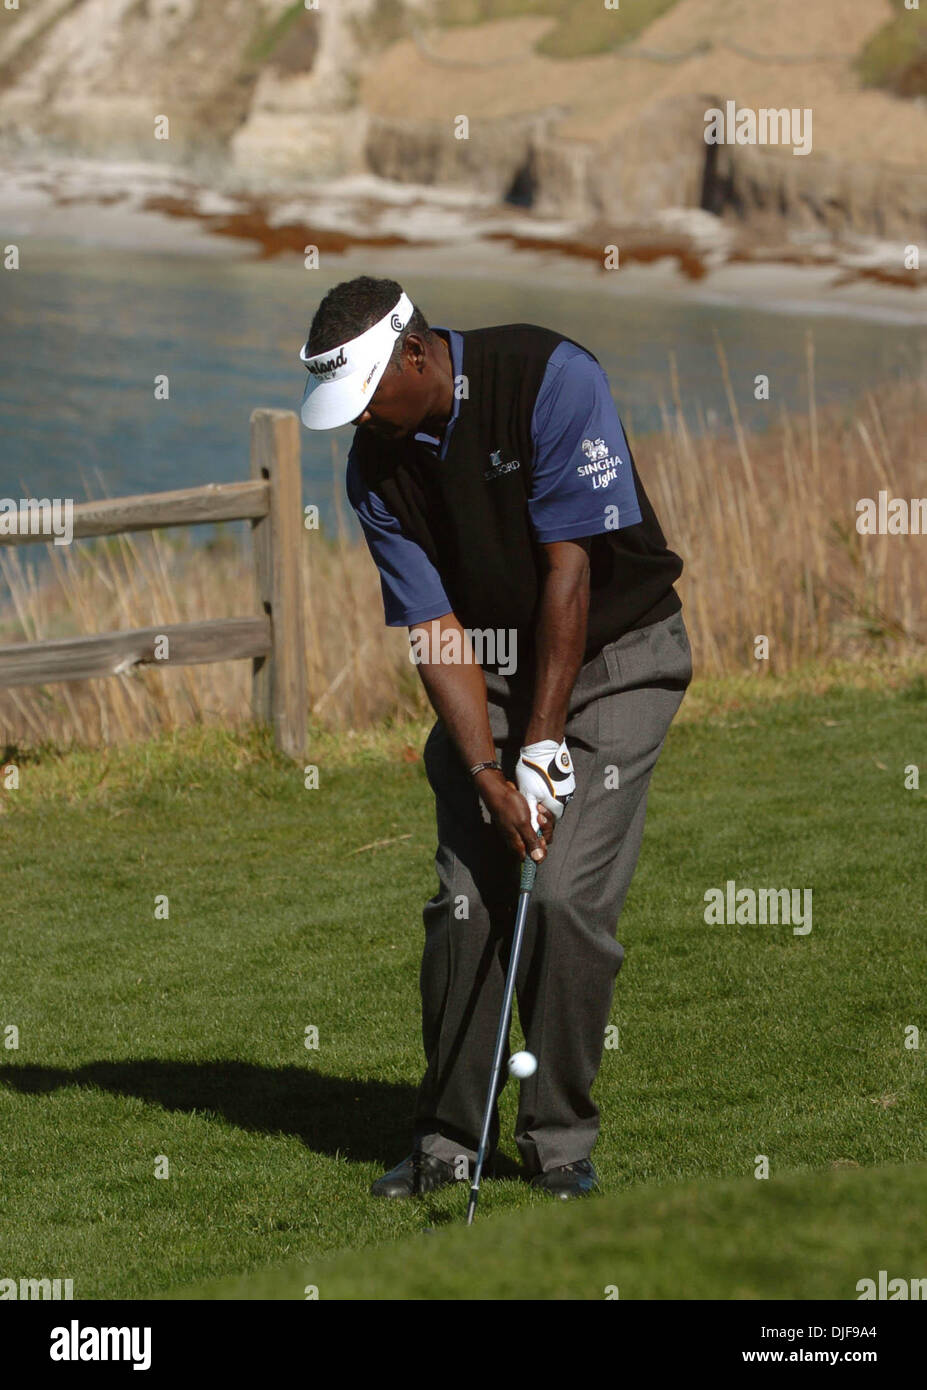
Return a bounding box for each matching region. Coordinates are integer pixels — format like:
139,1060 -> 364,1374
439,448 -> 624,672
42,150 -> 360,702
0,1060 -> 524,1177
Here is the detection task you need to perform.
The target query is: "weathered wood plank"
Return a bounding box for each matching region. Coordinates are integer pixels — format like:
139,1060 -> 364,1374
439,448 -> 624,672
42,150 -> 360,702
0,617 -> 272,688
250,409 -> 307,761
0,481 -> 270,546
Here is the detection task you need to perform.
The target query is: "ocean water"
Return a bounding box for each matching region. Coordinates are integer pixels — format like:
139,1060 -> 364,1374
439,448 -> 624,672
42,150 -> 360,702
1,239 -> 925,560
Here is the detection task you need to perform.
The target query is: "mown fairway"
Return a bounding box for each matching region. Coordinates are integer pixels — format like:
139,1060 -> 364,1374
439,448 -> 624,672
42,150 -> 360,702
166,1162 -> 927,1300
1,676 -> 925,1299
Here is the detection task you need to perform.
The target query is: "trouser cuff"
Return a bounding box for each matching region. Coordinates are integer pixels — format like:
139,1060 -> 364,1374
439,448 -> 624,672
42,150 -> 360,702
415,1131 -> 479,1169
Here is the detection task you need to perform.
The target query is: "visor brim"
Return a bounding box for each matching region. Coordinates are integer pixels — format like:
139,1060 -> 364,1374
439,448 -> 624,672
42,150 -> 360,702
300,357 -> 391,431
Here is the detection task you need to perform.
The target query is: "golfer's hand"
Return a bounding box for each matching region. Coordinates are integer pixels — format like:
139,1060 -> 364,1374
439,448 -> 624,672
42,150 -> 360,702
515,739 -> 576,822
477,775 -> 552,862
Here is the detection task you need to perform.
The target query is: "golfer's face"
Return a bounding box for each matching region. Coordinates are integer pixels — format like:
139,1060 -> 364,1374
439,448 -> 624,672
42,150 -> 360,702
352,369 -> 415,439
354,409 -> 406,439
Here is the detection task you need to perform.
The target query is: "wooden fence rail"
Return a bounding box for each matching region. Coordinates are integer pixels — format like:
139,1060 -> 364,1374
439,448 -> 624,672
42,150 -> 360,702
0,408 -> 307,759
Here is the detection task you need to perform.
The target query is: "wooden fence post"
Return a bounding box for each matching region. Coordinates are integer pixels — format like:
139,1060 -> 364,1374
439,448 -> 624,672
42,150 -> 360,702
250,408 -> 307,760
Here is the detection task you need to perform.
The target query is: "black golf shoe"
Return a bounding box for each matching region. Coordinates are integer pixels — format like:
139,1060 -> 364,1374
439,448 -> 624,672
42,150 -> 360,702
530,1158 -> 599,1199
370,1150 -> 464,1199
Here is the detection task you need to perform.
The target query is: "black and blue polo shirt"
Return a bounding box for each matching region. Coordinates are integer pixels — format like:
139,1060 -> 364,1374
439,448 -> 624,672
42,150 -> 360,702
345,322 -> 682,667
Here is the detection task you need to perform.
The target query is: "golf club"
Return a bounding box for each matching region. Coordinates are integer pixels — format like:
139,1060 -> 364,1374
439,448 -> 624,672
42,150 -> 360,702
466,837 -> 539,1225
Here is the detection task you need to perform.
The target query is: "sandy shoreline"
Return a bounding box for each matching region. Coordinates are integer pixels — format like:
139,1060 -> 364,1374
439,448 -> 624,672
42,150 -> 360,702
3,154 -> 927,325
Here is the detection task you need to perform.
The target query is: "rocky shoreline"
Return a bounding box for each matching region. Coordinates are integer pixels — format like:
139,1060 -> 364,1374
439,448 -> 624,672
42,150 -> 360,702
3,154 -> 926,323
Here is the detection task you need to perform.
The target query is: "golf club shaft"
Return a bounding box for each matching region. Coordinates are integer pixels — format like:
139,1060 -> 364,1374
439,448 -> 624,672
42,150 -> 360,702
466,854 -> 538,1224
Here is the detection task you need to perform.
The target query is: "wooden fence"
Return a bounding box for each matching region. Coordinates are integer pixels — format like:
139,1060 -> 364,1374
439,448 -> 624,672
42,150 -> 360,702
0,409 -> 307,758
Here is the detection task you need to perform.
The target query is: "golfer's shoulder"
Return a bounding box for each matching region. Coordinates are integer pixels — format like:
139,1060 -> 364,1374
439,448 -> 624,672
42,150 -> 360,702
465,321 -> 590,358
345,435 -> 364,501
345,433 -> 389,515
346,429 -> 397,498
467,322 -> 602,385
533,341 -> 611,432
542,340 -> 603,384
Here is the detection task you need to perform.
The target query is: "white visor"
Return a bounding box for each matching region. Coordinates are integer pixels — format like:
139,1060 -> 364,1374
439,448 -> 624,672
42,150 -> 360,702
298,292 -> 415,430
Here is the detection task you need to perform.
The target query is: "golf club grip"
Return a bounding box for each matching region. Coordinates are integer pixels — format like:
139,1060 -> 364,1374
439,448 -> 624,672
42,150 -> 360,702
519,855 -> 538,893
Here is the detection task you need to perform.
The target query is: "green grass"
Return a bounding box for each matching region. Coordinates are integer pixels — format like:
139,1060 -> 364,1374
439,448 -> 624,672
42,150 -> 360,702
244,0 -> 317,69
856,0 -> 927,97
1,676 -> 925,1299
434,0 -> 681,59
166,1162 -> 927,1299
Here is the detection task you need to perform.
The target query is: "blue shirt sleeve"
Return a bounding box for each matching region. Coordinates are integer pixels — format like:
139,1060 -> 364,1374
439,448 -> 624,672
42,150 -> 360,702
528,345 -> 642,543
345,451 -> 453,627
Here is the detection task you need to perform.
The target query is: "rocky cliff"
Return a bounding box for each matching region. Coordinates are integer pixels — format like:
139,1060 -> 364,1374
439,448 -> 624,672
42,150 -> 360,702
0,0 -> 925,245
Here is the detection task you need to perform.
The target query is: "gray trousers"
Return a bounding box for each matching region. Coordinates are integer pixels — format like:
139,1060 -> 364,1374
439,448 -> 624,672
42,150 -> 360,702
413,608 -> 692,1175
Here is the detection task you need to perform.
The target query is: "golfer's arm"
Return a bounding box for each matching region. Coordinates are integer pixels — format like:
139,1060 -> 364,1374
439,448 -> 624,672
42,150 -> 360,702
523,538 -> 591,745
410,612 -> 496,770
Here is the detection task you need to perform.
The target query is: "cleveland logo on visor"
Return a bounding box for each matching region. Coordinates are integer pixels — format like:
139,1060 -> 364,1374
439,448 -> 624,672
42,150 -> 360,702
305,346 -> 347,378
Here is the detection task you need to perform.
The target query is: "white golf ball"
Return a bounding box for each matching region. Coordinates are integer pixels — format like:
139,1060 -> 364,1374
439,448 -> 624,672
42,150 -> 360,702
508,1050 -> 537,1079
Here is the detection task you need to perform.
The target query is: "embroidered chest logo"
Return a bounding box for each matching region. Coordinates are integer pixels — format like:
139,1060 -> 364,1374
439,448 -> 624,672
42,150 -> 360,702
484,449 -> 521,481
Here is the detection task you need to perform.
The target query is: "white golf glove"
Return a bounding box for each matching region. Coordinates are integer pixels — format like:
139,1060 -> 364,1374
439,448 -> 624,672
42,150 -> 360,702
516,739 -> 576,830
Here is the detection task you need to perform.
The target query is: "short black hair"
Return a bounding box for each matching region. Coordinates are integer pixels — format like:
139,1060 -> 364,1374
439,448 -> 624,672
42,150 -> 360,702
304,276 -> 433,370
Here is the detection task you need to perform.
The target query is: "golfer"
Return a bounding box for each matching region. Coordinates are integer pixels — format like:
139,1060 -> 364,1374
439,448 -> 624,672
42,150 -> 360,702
298,277 -> 691,1200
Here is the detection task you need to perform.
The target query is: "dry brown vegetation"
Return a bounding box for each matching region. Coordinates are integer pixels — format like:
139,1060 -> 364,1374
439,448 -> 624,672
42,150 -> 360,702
1,359 -> 925,754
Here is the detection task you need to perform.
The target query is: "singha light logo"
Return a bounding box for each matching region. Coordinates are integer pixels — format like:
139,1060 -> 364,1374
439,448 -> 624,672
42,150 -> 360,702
582,438 -> 611,463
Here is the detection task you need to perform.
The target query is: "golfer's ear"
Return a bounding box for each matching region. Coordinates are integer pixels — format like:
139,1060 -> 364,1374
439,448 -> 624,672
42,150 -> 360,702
400,332 -> 427,369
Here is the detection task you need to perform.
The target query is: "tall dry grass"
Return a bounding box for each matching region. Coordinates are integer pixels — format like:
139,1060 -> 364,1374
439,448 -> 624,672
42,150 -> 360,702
1,360 -> 925,752
650,339 -> 926,674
